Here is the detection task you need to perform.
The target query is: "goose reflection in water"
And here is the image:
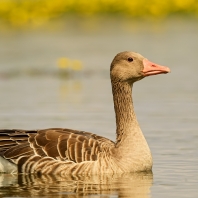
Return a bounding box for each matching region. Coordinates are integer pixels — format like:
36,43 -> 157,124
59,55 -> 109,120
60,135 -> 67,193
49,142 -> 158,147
0,172 -> 153,198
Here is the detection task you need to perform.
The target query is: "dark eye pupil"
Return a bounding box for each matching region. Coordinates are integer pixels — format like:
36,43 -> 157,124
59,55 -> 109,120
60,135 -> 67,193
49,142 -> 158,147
128,57 -> 133,62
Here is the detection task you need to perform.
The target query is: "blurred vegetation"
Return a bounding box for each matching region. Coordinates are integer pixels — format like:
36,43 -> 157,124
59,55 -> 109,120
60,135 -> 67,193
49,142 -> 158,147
57,57 -> 83,76
57,57 -> 83,71
0,0 -> 198,28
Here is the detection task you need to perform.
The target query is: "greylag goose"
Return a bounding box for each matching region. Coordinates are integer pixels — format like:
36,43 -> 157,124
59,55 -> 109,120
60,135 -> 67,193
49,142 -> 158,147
0,51 -> 170,175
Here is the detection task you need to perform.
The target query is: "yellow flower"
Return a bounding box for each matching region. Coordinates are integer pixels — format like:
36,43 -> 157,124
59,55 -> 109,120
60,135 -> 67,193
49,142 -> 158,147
57,57 -> 71,69
57,57 -> 83,71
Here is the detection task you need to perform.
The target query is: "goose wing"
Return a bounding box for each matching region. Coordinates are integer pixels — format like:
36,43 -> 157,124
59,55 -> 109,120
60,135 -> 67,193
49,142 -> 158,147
0,128 -> 114,165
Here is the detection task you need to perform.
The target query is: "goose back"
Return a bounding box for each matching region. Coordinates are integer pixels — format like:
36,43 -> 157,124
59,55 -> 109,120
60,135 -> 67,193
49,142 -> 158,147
0,128 -> 114,173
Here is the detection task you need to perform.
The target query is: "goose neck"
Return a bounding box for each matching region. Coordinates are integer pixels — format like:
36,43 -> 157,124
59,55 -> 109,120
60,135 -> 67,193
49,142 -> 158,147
111,81 -> 140,145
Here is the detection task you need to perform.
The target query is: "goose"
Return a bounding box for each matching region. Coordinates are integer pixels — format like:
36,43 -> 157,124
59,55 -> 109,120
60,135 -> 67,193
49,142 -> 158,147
0,51 -> 170,175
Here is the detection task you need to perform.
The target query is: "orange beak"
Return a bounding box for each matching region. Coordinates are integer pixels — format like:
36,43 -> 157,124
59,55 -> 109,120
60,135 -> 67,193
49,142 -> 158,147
142,59 -> 170,76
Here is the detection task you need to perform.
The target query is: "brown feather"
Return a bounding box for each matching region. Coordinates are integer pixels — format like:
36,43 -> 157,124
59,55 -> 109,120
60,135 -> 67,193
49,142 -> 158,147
0,129 -> 17,134
11,136 -> 28,141
91,141 -> 97,155
45,130 -> 66,140
35,131 -> 49,147
34,148 -> 46,157
88,138 -> 94,147
35,157 -> 55,172
82,140 -> 89,161
28,133 -> 36,144
57,135 -> 68,159
16,140 -> 29,145
17,156 -> 30,173
0,141 -> 16,146
75,142 -> 82,163
85,151 -> 91,161
0,127 -> 115,174
4,143 -> 34,159
76,135 -> 88,142
29,134 -> 46,157
27,156 -> 42,173
69,144 -> 75,161
0,135 -> 11,140
67,134 -> 77,147
44,141 -> 59,158
91,154 -> 97,161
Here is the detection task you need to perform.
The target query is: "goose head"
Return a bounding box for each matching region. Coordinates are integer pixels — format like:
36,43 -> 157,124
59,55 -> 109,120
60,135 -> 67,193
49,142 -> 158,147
110,51 -> 170,83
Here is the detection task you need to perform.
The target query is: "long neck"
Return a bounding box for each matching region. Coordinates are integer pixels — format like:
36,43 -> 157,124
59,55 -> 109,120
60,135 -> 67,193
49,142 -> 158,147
111,80 -> 145,148
110,79 -> 152,172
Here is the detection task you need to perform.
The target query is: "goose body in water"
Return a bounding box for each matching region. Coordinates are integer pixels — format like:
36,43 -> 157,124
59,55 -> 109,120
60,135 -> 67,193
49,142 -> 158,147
0,51 -> 170,175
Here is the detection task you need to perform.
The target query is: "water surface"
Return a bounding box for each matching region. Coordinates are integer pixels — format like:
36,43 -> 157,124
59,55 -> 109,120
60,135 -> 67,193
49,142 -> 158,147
0,17 -> 198,198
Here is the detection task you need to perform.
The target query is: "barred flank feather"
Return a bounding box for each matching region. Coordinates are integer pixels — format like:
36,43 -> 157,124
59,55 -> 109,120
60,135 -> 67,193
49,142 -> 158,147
0,128 -> 114,174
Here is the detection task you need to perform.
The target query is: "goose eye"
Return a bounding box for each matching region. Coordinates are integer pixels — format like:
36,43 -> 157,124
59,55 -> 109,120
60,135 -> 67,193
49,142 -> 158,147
127,57 -> 133,62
